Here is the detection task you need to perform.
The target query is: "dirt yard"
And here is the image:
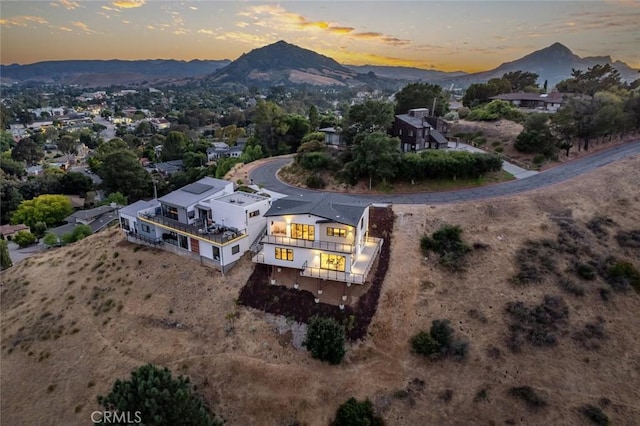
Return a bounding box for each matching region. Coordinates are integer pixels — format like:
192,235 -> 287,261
1,154 -> 639,425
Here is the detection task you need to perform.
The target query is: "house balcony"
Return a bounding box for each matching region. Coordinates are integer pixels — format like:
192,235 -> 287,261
138,213 -> 246,246
261,234 -> 354,253
253,236 -> 383,285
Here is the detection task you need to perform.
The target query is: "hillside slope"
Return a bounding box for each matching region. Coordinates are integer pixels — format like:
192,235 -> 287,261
1,154 -> 639,425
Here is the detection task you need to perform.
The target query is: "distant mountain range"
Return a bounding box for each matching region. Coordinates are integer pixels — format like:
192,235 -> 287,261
1,41 -> 637,89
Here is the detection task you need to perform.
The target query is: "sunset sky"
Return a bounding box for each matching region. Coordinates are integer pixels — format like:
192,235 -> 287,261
1,0 -> 638,72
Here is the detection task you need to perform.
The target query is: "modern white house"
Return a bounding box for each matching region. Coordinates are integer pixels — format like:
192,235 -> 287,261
118,177 -> 276,272
252,193 -> 383,285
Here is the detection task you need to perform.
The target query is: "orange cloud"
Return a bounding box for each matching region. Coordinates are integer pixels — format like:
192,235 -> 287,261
59,0 -> 80,9
112,0 -> 145,9
198,29 -> 214,35
0,16 -> 48,27
73,21 -> 97,34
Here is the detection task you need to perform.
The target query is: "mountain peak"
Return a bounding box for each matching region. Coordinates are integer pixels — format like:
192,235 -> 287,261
547,42 -> 572,54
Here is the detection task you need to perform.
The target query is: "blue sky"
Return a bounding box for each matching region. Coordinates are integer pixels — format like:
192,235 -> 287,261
1,1 -> 638,71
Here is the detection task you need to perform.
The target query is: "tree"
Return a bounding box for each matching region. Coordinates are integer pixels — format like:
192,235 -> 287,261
100,192 -> 128,206
514,114 -> 557,157
11,194 -> 73,229
60,171 -> 94,195
0,158 -> 26,177
333,398 -> 384,426
183,151 -> 207,169
347,132 -> 400,189
308,104 -> 320,130
13,230 -> 37,248
0,130 -> 15,152
343,100 -> 394,145
57,134 -> 77,163
303,316 -> 346,365
99,150 -> 152,201
0,240 -> 12,270
0,179 -> 23,224
502,71 -> 539,92
11,138 -> 44,165
395,82 -> 449,116
556,64 -> 622,96
162,131 -> 187,161
252,100 -> 289,155
97,364 -> 221,426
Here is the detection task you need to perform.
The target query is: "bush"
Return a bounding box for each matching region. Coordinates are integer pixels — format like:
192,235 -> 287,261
420,225 -> 471,271
305,174 -> 326,189
505,295 -> 569,352
0,240 -> 12,270
333,398 -> 384,426
606,261 -> 640,292
303,316 -> 346,365
615,229 -> 640,248
298,151 -> 330,171
575,263 -> 596,280
61,225 -> 93,245
97,364 -> 221,426
509,386 -> 547,409
43,233 -> 61,247
411,319 -> 468,361
13,231 -> 37,248
580,404 -> 609,425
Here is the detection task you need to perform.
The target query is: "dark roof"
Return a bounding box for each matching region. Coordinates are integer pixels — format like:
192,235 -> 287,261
66,205 -> 117,222
394,114 -> 432,129
264,193 -> 369,227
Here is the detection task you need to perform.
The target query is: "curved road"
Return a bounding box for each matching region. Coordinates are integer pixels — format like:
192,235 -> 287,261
249,140 -> 640,204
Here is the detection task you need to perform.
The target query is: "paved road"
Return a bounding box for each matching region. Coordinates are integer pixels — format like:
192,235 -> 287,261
249,141 -> 640,204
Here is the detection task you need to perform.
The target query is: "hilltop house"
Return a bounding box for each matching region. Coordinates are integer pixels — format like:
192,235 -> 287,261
252,193 -> 383,286
318,127 -> 343,147
393,108 -> 449,152
489,92 -> 566,112
118,177 -> 277,272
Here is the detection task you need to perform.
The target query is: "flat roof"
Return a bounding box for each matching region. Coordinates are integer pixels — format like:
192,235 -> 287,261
213,191 -> 269,206
159,177 -> 230,208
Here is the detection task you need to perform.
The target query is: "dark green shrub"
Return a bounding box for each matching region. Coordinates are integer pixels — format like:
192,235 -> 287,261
411,331 -> 440,357
575,263 -> 596,280
303,316 -> 346,365
606,261 -> 640,292
298,151 -> 330,171
430,319 -> 454,348
333,398 -> 384,426
421,225 -> 471,271
509,386 -> 547,409
97,364 -> 221,426
580,404 -> 609,425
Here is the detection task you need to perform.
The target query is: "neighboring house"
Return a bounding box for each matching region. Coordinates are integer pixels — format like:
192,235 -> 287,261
154,160 -> 184,176
319,127 -> 343,147
48,204 -> 121,237
118,177 -> 277,272
150,118 -> 171,130
0,224 -> 30,240
229,146 -> 243,158
393,108 -> 449,152
206,142 -> 230,161
26,165 -> 44,176
489,92 -> 566,112
252,193 -> 383,285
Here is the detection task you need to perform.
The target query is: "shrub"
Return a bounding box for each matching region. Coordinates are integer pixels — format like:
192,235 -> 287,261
411,319 -> 468,361
615,229 -> 640,248
305,174 -> 326,189
97,364 -> 221,426
13,231 -> 37,248
580,404 -> 609,425
509,386 -> 547,409
575,263 -> 596,280
43,232 -> 60,247
606,261 -> 640,292
303,316 -> 346,365
559,279 -> 585,296
333,398 -> 384,426
505,295 -> 569,352
420,225 -> 471,271
298,151 -> 330,171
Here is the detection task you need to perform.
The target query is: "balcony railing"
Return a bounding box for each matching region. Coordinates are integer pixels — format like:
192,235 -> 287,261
127,231 -> 164,246
261,234 -> 354,253
138,213 -> 246,245
300,264 -> 366,285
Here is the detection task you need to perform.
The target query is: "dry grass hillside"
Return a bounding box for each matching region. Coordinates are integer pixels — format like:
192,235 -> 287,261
2,155 -> 640,425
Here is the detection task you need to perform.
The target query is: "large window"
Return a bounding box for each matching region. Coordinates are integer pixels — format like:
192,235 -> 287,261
291,223 -> 314,241
249,210 -> 260,218
232,245 -> 240,254
141,224 -> 150,233
326,227 -> 346,238
120,218 -> 130,231
320,254 -> 346,272
178,234 -> 188,249
275,247 -> 294,261
163,205 -> 179,221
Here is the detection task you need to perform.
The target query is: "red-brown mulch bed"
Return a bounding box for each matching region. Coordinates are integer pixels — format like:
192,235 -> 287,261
237,207 -> 394,341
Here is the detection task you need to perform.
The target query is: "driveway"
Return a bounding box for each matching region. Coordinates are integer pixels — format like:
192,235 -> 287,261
249,140 -> 640,204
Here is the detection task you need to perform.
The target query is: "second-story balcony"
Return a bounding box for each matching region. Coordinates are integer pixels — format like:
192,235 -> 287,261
261,234 -> 354,253
138,213 -> 246,245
